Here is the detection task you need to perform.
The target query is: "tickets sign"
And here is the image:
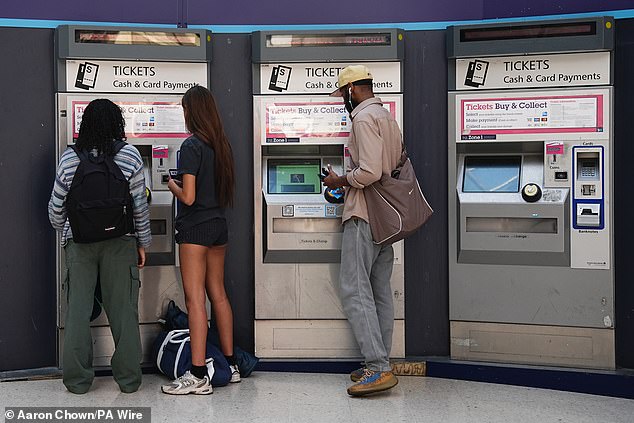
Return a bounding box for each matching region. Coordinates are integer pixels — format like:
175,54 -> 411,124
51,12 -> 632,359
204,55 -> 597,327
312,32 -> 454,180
456,52 -> 610,90
260,62 -> 401,94
66,60 -> 207,93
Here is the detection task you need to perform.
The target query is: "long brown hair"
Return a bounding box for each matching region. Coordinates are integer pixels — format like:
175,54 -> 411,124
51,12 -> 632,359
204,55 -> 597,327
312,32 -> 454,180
182,85 -> 235,207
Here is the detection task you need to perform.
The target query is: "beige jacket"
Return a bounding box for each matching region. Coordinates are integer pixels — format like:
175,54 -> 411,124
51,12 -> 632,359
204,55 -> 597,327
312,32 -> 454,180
343,97 -> 403,223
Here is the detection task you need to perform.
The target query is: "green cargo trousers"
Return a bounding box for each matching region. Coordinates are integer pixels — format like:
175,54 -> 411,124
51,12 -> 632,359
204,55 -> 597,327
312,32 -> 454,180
63,236 -> 142,394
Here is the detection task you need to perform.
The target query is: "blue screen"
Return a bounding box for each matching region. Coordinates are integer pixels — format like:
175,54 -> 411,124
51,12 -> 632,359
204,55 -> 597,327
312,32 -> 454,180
463,156 -> 521,193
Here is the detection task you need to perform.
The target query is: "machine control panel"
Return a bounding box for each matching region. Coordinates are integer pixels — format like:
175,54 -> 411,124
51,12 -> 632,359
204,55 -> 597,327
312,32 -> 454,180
572,146 -> 604,230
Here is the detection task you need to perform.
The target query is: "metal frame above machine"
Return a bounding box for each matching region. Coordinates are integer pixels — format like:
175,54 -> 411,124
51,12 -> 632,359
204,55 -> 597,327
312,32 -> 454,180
252,28 -> 404,63
447,16 -> 614,59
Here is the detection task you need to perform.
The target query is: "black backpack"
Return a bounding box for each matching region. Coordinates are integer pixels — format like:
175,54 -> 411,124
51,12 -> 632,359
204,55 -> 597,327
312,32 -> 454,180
66,141 -> 135,243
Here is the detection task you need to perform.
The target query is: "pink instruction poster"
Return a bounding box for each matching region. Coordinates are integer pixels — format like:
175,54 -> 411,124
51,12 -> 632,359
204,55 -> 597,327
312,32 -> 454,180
72,101 -> 188,139
460,94 -> 603,139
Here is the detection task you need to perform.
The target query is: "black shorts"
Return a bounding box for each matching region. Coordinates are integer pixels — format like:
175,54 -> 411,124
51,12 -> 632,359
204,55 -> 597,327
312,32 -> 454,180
175,218 -> 228,247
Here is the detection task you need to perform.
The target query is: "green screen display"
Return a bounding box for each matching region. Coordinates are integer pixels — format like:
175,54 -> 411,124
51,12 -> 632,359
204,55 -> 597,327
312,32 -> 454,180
267,159 -> 321,194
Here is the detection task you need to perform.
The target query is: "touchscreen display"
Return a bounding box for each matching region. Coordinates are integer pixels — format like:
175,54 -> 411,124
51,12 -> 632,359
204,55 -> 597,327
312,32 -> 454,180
267,159 -> 321,194
463,156 -> 522,193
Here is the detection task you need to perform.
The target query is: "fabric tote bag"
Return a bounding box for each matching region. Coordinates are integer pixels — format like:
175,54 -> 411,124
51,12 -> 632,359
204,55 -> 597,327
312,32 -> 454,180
364,150 -> 433,245
153,328 -> 232,386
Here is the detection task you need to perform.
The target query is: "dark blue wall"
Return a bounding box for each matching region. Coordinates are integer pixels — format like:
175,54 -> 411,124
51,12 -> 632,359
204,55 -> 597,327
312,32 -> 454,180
1,0 -> 633,26
614,18 -> 634,370
0,27 -> 57,372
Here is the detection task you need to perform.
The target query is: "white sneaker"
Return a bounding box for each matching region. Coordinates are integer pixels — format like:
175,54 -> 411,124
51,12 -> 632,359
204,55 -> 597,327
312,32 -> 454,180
229,364 -> 241,383
161,371 -> 213,395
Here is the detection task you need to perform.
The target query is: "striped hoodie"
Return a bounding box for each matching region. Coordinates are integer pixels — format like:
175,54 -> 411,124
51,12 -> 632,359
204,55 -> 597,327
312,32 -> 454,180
48,144 -> 152,248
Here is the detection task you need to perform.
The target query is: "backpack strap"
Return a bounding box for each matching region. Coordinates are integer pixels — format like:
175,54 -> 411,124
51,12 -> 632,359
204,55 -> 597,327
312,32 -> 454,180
105,141 -> 129,181
112,140 -> 128,155
68,145 -> 91,188
69,143 -> 126,161
69,144 -> 90,163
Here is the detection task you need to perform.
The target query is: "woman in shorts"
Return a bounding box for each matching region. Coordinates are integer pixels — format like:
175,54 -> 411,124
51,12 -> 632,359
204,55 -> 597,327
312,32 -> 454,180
161,86 -> 239,395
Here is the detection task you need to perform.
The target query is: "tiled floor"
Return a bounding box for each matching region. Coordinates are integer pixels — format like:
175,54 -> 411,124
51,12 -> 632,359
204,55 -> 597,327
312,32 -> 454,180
1,372 -> 633,423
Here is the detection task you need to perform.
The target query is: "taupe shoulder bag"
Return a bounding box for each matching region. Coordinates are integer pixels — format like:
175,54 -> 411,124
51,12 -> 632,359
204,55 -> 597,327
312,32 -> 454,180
364,149 -> 433,245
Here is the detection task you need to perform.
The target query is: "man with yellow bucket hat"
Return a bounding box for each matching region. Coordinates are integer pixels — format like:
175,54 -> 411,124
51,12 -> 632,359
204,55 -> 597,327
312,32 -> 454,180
323,65 -> 402,396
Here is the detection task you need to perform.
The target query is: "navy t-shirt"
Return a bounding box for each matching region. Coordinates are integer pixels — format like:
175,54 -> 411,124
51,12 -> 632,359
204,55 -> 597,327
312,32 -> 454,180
175,135 -> 225,232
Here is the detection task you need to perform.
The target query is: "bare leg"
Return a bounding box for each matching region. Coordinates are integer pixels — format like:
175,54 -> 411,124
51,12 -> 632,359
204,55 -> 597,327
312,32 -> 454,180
179,243 -> 208,366
204,245 -> 233,356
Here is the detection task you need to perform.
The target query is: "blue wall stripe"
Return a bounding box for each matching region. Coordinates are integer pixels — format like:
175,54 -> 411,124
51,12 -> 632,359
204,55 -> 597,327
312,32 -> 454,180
1,9 -> 634,32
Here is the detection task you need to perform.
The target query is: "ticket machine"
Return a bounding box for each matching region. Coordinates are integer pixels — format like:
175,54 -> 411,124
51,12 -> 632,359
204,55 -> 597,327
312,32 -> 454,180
447,17 -> 615,369
54,25 -> 211,366
252,30 -> 406,358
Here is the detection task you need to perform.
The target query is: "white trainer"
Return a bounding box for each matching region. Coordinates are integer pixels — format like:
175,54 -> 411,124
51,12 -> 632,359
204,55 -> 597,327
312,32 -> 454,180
229,364 -> 241,383
161,371 -> 213,395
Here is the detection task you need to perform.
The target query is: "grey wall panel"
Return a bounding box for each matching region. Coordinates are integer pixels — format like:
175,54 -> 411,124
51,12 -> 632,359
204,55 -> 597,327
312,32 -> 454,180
614,18 -> 634,369
0,28 -> 56,371
403,30 -> 450,356
208,34 -> 255,352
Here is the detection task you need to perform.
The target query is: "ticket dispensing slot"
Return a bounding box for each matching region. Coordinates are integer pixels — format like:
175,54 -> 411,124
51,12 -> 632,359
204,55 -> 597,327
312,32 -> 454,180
457,152 -> 570,266
262,144 -> 344,263
573,147 -> 603,229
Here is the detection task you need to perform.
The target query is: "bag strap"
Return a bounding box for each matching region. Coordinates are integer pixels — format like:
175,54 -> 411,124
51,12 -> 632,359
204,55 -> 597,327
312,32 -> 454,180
174,336 -> 188,379
207,357 -> 215,381
397,147 -> 408,168
388,142 -> 408,178
112,140 -> 127,155
156,329 -> 191,379
69,144 -> 91,164
70,141 -> 126,159
368,103 -> 408,170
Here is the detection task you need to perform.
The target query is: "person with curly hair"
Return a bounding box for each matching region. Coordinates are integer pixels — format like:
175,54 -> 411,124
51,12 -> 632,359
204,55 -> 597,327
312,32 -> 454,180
48,98 -> 151,394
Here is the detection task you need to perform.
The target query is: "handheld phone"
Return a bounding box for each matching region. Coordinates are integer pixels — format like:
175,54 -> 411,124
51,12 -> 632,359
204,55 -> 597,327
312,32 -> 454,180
318,167 -> 329,181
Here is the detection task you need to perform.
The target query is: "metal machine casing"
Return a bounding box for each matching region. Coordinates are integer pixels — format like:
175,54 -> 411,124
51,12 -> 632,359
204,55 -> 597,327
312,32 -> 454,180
252,30 -> 406,358
54,25 -> 212,367
447,18 -> 615,369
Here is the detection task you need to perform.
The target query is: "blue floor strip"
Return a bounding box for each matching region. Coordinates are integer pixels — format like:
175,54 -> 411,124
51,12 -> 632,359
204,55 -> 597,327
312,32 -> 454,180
229,358 -> 634,399
425,359 -> 634,400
